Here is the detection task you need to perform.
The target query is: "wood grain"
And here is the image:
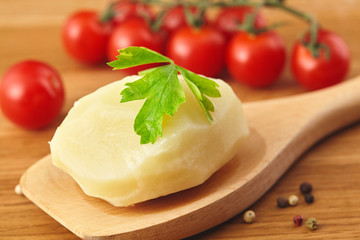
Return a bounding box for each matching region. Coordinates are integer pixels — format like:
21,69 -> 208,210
1,0 -> 360,239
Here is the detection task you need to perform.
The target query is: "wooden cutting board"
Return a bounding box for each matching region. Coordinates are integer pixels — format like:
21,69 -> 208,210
19,76 -> 360,239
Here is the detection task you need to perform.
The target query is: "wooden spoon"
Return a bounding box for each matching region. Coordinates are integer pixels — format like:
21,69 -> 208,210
20,76 -> 360,240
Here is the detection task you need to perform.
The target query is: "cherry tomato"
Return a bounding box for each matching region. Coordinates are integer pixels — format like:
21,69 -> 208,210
161,6 -> 207,36
213,6 -> 267,40
291,29 -> 350,90
0,60 -> 64,129
226,31 -> 286,88
62,11 -> 111,64
167,26 -> 226,77
112,1 -> 154,25
107,18 -> 166,75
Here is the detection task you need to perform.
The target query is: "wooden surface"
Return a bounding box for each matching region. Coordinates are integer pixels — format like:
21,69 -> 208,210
19,77 -> 360,240
1,0 -> 360,239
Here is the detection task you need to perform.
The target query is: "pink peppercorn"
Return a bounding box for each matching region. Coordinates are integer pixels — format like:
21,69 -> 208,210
293,215 -> 303,226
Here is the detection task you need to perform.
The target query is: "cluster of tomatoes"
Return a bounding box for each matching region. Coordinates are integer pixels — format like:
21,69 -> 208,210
62,0 -> 350,90
0,0 -> 351,130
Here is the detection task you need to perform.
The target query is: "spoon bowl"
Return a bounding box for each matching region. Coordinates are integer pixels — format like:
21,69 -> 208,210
20,76 -> 360,239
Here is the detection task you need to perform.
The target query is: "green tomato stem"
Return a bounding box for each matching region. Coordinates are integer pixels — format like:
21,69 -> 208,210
240,2 -> 264,34
183,2 -> 207,29
266,0 -> 313,22
151,7 -> 167,32
99,1 -> 116,23
131,0 -> 324,57
263,0 -> 320,57
212,0 -> 258,8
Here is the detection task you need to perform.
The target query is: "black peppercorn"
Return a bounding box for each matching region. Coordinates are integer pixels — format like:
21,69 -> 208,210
277,196 -> 288,208
300,182 -> 312,194
305,193 -> 315,204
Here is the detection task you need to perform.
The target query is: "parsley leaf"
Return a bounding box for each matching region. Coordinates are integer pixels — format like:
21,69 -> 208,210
108,47 -> 172,69
108,47 -> 221,144
121,65 -> 185,144
177,66 -> 221,123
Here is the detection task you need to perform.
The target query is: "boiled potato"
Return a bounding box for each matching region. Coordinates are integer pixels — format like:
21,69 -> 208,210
50,75 -> 248,207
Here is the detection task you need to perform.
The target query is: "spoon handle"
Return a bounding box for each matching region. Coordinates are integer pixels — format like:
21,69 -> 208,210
294,76 -> 360,142
245,75 -> 360,147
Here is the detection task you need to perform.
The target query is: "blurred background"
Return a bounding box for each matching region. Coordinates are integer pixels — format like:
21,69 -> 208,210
1,1 -> 359,104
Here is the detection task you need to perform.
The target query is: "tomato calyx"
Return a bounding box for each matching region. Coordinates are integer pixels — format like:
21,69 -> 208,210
100,1 -> 154,27
182,2 -> 207,29
149,7 -> 169,32
301,36 -> 331,60
264,0 -> 325,58
300,23 -> 331,60
214,2 -> 280,36
235,4 -> 263,35
99,1 -> 117,23
152,2 -> 207,30
238,10 -> 285,36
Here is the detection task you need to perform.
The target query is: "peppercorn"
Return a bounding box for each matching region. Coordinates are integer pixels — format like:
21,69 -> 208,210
288,194 -> 299,206
14,184 -> 23,195
277,196 -> 288,208
305,193 -> 315,204
306,217 -> 319,230
300,182 -> 312,194
293,215 -> 303,226
243,210 -> 256,223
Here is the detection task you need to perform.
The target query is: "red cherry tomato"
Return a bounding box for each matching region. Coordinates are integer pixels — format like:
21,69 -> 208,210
291,29 -> 350,90
0,60 -> 64,129
112,1 -> 154,25
62,11 -> 111,64
107,18 -> 166,75
213,6 -> 267,40
166,26 -> 226,77
226,31 -> 286,88
161,6 -> 207,36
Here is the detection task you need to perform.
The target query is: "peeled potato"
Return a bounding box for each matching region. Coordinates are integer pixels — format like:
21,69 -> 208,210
50,75 -> 249,207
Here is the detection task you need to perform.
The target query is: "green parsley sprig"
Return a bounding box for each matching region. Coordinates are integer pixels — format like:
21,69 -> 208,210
108,47 -> 221,144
